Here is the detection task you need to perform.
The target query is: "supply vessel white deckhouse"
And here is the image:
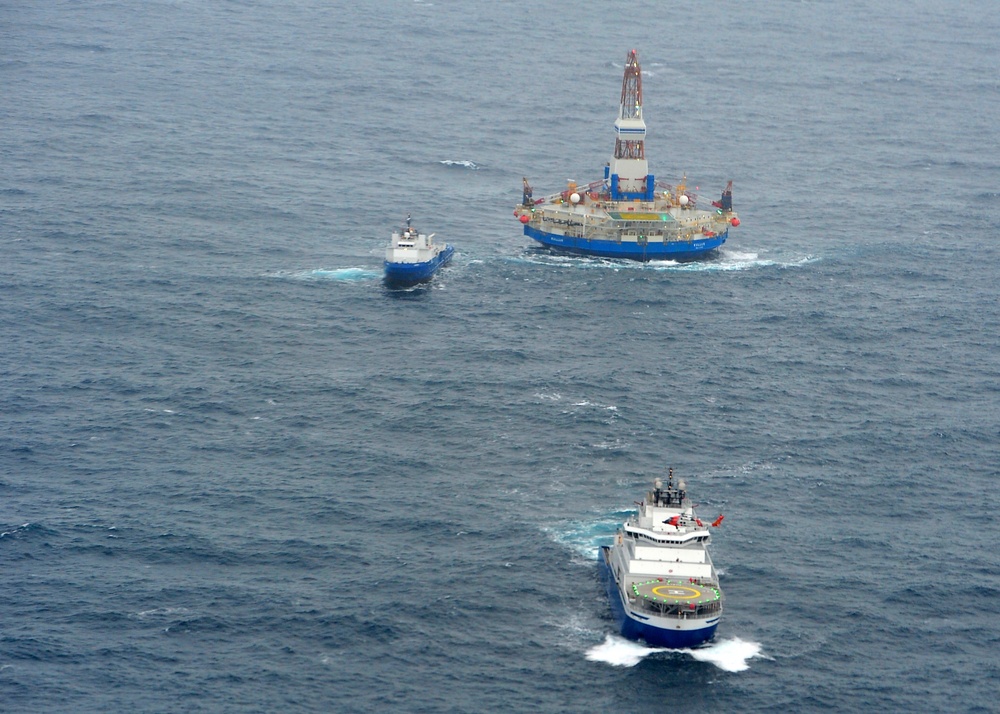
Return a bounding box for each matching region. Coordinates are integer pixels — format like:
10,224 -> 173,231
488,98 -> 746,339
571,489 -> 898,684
515,51 -> 739,261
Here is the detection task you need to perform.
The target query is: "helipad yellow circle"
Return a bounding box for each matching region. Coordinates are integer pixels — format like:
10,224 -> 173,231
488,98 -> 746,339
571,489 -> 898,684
650,584 -> 701,599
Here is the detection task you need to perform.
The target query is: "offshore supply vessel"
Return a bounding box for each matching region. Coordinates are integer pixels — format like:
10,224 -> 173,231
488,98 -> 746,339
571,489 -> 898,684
384,215 -> 454,285
598,469 -> 725,648
514,51 -> 739,261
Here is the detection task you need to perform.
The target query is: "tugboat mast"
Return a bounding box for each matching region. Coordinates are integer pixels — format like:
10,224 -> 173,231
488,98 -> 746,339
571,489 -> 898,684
608,50 -> 654,201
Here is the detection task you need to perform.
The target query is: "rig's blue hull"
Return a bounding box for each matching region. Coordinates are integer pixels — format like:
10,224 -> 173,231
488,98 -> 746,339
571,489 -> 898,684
384,245 -> 454,285
525,226 -> 726,262
598,546 -> 719,649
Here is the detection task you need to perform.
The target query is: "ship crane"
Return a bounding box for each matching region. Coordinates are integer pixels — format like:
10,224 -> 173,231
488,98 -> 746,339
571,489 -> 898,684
522,177 -> 533,207
712,181 -> 734,212
711,181 -> 740,226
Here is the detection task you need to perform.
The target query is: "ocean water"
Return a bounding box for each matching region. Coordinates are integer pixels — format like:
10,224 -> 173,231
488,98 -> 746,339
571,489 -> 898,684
3,1 -> 999,712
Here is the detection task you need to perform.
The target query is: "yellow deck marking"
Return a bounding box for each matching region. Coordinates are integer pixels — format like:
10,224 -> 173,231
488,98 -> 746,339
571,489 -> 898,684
650,585 -> 701,599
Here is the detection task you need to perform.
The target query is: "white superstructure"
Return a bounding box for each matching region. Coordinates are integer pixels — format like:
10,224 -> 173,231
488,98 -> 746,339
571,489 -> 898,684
386,226 -> 445,264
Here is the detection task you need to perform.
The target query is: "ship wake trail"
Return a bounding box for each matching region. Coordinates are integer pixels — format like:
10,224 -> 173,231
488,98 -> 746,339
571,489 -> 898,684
665,250 -> 818,273
546,512 -> 630,560
509,250 -> 809,273
585,634 -> 763,671
271,268 -> 381,282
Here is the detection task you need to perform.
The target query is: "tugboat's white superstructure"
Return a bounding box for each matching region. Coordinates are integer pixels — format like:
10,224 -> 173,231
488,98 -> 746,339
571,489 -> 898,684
384,215 -> 454,285
599,469 -> 724,648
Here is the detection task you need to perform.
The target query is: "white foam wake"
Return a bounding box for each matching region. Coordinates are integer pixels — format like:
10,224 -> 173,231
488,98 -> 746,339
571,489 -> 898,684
545,513 -> 627,560
585,634 -> 762,671
264,268 -> 382,283
268,267 -> 380,282
512,250 -> 814,273
687,637 -> 763,672
307,267 -> 380,281
585,634 -> 665,667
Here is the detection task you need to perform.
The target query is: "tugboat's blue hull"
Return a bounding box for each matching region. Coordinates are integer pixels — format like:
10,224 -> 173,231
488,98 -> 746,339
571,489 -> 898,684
384,245 -> 454,285
598,546 -> 719,649
525,226 -> 726,262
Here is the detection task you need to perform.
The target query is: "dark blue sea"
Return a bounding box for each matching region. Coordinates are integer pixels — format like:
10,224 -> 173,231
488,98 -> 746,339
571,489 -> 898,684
3,1 -> 1000,711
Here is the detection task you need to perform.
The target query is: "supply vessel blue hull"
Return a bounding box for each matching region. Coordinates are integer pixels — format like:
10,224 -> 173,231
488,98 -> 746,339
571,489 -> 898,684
384,243 -> 453,286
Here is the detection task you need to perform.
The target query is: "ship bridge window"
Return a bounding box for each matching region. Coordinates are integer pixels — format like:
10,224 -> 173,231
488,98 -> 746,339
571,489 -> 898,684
630,531 -> 682,545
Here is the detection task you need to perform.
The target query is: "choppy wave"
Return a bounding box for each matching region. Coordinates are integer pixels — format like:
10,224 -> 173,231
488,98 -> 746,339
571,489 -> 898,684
0,522 -> 34,539
438,160 -> 480,170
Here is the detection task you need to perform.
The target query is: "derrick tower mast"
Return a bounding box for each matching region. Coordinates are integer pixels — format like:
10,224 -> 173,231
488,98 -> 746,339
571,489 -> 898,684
608,50 -> 654,201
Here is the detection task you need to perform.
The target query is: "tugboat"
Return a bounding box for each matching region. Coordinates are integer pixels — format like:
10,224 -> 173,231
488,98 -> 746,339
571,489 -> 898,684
598,469 -> 725,648
514,50 -> 740,261
384,214 -> 454,285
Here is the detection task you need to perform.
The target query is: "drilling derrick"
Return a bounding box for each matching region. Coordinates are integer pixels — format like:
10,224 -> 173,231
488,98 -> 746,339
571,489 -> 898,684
608,50 -> 654,201
615,52 -> 644,160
